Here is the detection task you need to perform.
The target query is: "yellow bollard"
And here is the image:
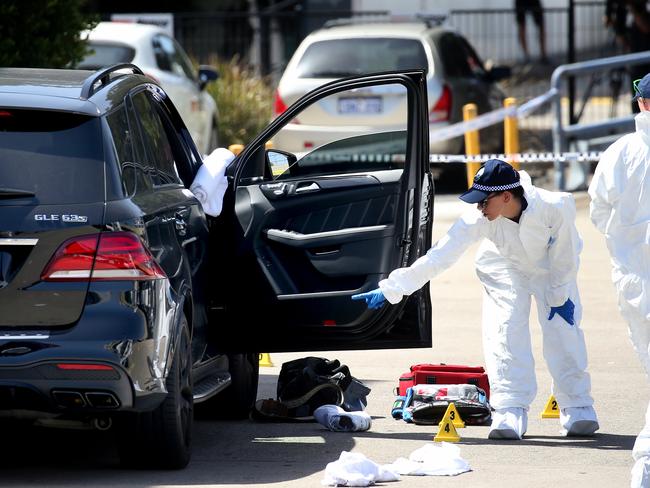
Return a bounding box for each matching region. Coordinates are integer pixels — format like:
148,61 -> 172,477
228,144 -> 244,156
504,97 -> 520,170
463,103 -> 481,189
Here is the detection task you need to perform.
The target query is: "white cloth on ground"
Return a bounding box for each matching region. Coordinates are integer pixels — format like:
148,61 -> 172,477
321,451 -> 399,487
189,147 -> 235,217
386,442 -> 471,476
314,405 -> 371,432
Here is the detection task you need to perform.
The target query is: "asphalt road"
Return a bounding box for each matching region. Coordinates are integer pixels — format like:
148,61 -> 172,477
0,192 -> 644,488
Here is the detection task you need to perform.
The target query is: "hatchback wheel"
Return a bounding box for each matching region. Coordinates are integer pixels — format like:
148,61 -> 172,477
117,315 -> 193,469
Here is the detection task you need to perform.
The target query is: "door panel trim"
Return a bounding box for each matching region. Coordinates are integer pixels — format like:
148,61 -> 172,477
265,224 -> 392,248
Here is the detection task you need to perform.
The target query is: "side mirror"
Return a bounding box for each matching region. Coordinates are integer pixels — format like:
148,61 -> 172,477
487,65 -> 511,82
198,65 -> 219,90
267,149 -> 297,178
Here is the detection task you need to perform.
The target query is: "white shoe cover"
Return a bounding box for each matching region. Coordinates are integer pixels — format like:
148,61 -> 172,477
488,407 -> 527,440
631,456 -> 650,488
560,406 -> 599,436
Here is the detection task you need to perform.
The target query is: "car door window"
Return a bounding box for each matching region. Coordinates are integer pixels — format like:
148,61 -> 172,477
130,91 -> 183,187
267,82 -> 408,180
152,34 -> 196,82
458,37 -> 487,78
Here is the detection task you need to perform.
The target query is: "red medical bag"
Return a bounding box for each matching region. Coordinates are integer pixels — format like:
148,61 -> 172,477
397,363 -> 490,399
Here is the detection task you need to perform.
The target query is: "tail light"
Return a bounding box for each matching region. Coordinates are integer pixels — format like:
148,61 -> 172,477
429,84 -> 452,123
41,232 -> 165,282
273,89 -> 288,116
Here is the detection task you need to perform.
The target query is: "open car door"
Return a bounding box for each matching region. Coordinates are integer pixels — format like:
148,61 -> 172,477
209,71 -> 433,352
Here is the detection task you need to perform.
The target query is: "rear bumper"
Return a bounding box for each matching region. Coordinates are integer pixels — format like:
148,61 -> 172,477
0,279 -> 182,417
0,360 -> 166,416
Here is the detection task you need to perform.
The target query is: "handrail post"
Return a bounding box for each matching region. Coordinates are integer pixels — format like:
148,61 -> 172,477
463,103 -> 481,188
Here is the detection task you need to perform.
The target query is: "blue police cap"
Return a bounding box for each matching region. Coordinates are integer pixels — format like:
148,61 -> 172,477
633,73 -> 650,101
459,159 -> 521,204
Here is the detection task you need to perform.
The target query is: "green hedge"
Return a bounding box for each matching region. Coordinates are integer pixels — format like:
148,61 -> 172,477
206,56 -> 274,148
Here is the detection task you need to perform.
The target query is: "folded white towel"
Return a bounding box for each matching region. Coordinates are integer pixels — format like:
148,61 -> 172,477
190,147 -> 235,217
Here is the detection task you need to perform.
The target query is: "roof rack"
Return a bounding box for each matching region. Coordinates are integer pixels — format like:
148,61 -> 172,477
323,13 -> 447,29
80,63 -> 144,100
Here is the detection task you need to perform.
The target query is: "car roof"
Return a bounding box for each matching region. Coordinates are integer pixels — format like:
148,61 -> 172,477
85,21 -> 166,42
0,67 -> 148,115
307,22 -> 446,41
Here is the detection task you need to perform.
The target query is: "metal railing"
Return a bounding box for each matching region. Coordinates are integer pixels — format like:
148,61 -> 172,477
551,50 -> 650,189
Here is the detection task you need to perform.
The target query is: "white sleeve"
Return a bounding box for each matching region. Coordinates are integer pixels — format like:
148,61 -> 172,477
378,210 -> 486,304
190,147 -> 235,217
588,143 -> 622,235
545,195 -> 581,307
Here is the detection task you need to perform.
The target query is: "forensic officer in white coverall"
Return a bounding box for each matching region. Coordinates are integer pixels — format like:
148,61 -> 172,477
589,73 -> 650,487
353,159 -> 599,440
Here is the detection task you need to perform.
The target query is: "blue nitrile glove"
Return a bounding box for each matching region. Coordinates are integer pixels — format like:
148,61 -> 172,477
548,298 -> 575,326
351,288 -> 386,310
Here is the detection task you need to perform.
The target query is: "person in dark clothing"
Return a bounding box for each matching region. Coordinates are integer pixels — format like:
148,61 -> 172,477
605,0 -> 650,113
515,0 -> 548,63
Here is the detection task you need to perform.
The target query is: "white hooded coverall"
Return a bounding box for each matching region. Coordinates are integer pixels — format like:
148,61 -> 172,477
379,171 -> 594,411
589,111 -> 650,483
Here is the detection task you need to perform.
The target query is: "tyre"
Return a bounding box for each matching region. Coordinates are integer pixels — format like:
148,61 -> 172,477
117,315 -> 193,469
199,352 -> 259,420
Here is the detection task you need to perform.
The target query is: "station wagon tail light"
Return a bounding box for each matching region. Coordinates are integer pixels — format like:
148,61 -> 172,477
273,89 -> 288,116
429,84 -> 452,123
41,232 -> 166,281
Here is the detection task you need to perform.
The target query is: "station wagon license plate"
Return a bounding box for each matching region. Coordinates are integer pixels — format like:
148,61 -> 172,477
338,97 -> 382,114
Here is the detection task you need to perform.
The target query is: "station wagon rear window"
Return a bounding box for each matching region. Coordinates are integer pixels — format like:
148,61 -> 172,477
295,38 -> 428,78
77,42 -> 136,70
0,110 -> 104,204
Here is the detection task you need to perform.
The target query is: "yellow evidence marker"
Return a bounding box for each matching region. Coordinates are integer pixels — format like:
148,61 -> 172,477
541,394 -> 560,418
258,353 -> 274,367
434,407 -> 461,442
443,402 -> 466,428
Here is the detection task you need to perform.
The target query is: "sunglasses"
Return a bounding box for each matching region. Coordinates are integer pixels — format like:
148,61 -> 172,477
478,192 -> 501,209
634,78 -> 643,96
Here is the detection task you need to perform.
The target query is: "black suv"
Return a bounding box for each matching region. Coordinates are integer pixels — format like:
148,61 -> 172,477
0,64 -> 433,468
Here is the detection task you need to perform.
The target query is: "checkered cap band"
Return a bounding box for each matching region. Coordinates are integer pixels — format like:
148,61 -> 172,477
472,181 -> 521,192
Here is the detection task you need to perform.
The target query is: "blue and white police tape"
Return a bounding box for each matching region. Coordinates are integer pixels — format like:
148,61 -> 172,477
429,88 -> 559,145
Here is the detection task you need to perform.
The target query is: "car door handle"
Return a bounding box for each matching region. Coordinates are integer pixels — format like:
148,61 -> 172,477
295,182 -> 320,193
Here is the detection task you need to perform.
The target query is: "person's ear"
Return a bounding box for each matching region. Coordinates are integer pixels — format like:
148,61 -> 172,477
502,191 -> 512,203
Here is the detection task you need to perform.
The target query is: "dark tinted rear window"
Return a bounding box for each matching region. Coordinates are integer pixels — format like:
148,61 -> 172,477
77,42 -> 136,70
295,38 -> 428,78
0,110 -> 104,204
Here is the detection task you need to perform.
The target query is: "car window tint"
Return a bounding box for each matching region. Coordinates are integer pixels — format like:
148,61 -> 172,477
153,34 -> 196,81
458,37 -> 486,77
77,42 -> 136,70
437,34 -> 471,77
131,91 -> 182,186
106,102 -> 154,197
267,83 -> 408,180
295,38 -> 428,78
0,110 -> 104,204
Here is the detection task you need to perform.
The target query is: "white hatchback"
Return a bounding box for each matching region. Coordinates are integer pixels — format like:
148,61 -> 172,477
273,20 -> 510,176
78,21 -> 219,155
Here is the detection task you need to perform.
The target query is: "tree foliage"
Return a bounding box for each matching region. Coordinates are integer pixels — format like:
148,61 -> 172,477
206,56 -> 274,147
0,0 -> 98,68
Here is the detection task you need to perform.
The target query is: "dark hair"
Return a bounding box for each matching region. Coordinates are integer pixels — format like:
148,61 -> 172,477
508,186 -> 525,199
